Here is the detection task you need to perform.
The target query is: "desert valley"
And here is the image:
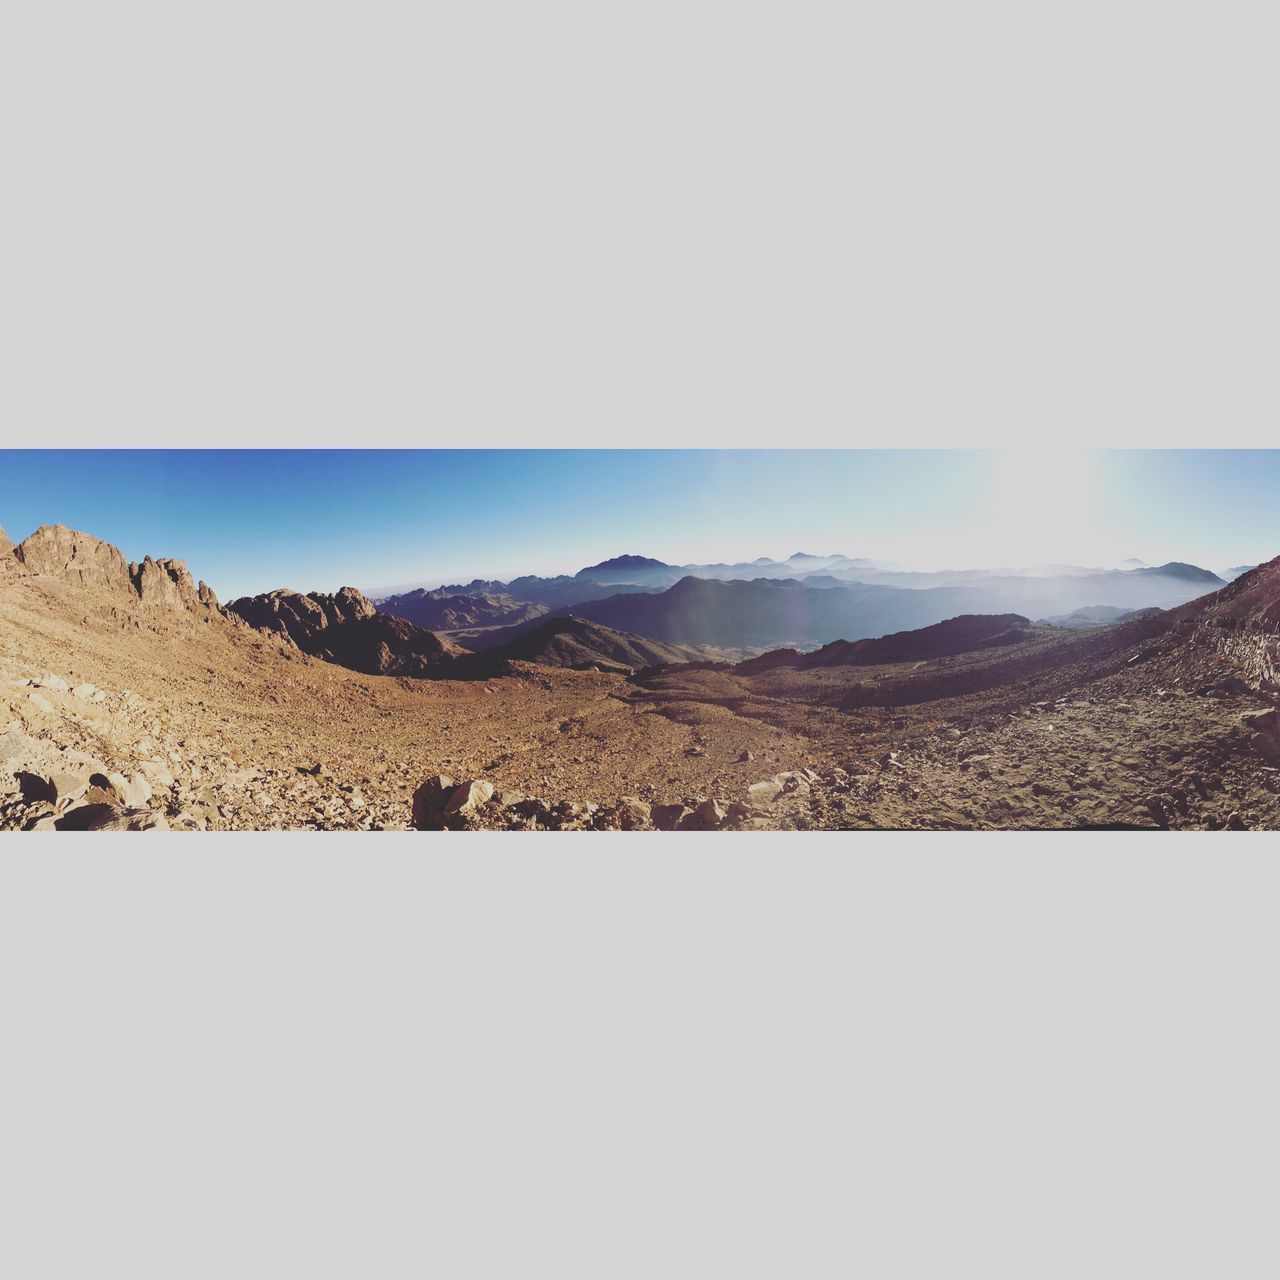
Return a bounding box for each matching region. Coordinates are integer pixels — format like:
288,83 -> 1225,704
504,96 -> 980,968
1,520 -> 1278,833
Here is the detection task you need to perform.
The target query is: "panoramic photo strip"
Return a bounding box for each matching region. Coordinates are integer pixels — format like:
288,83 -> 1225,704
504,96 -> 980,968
2,448 -> 1278,832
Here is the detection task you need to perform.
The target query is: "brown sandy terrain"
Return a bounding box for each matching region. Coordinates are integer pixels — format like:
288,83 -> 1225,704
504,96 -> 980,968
2,524 -> 1278,832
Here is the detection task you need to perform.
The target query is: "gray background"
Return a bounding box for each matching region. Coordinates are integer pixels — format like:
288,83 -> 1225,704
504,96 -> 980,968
2,0 -> 1278,1274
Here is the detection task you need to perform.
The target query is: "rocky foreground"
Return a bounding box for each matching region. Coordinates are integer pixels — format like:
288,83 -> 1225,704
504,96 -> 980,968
0,661 -> 840,832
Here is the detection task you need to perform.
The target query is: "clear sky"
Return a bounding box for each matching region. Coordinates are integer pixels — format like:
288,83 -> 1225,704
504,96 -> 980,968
1,449 -> 1276,600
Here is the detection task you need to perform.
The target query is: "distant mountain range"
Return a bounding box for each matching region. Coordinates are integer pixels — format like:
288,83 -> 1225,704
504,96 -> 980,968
374,553 -> 1227,651
417,559 -> 1228,653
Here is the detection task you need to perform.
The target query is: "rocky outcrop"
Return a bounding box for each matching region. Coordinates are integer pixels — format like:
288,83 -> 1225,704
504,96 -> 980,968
15,523 -> 134,592
130,555 -> 220,612
228,587 -> 463,677
11,525 -> 221,615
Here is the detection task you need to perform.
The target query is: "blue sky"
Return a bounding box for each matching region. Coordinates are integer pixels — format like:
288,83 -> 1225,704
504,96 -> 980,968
1,450 -> 1276,599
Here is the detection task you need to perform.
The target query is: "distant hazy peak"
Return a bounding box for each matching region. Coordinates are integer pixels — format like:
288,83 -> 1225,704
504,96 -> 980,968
575,554 -> 673,578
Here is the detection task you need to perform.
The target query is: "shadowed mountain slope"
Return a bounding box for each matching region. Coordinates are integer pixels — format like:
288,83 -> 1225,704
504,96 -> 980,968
466,563 -> 1225,653
228,587 -> 464,677
735,614 -> 1034,672
471,616 -> 709,674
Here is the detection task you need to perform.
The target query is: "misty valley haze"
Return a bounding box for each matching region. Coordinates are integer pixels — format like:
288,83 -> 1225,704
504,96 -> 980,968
369,551 -> 1231,654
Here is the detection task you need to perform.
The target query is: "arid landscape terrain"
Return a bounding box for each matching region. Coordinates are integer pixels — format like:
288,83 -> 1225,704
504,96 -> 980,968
1,521 -> 1278,833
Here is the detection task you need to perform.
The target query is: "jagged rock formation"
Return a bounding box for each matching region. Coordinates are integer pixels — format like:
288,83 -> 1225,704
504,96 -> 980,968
13,522 -> 135,592
9,524 -> 220,613
228,587 -> 464,677
132,556 -> 219,610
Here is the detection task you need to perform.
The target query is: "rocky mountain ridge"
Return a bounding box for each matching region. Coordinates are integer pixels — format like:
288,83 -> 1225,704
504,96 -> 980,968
4,523 -> 221,613
227,586 -> 465,677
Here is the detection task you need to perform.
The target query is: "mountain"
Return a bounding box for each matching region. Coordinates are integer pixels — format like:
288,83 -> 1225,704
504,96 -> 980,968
574,555 -> 674,582
1035,605 -> 1164,630
736,614 -> 1034,672
1132,561 -> 1223,585
1222,565 -> 1260,582
373,574 -> 652,608
371,553 -> 1229,624
228,587 -> 463,677
470,616 -> 708,674
9,523 -> 221,612
467,562 -> 1228,653
375,587 -> 548,631
229,588 -> 707,680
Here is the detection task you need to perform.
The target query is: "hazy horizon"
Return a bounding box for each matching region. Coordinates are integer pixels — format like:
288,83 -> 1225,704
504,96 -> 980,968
2,449 -> 1276,599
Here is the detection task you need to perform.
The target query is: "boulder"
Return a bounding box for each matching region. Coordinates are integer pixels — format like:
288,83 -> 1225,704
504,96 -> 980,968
679,798 -> 728,831
111,772 -> 152,808
1245,709 -> 1280,764
773,771 -> 812,795
138,760 -> 174,788
47,772 -> 89,806
650,802 -> 690,831
71,683 -> 97,700
37,674 -> 70,692
512,796 -> 553,826
56,803 -> 125,831
617,796 -> 652,830
747,779 -> 784,806
129,811 -> 171,831
411,774 -> 455,829
445,779 -> 495,821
